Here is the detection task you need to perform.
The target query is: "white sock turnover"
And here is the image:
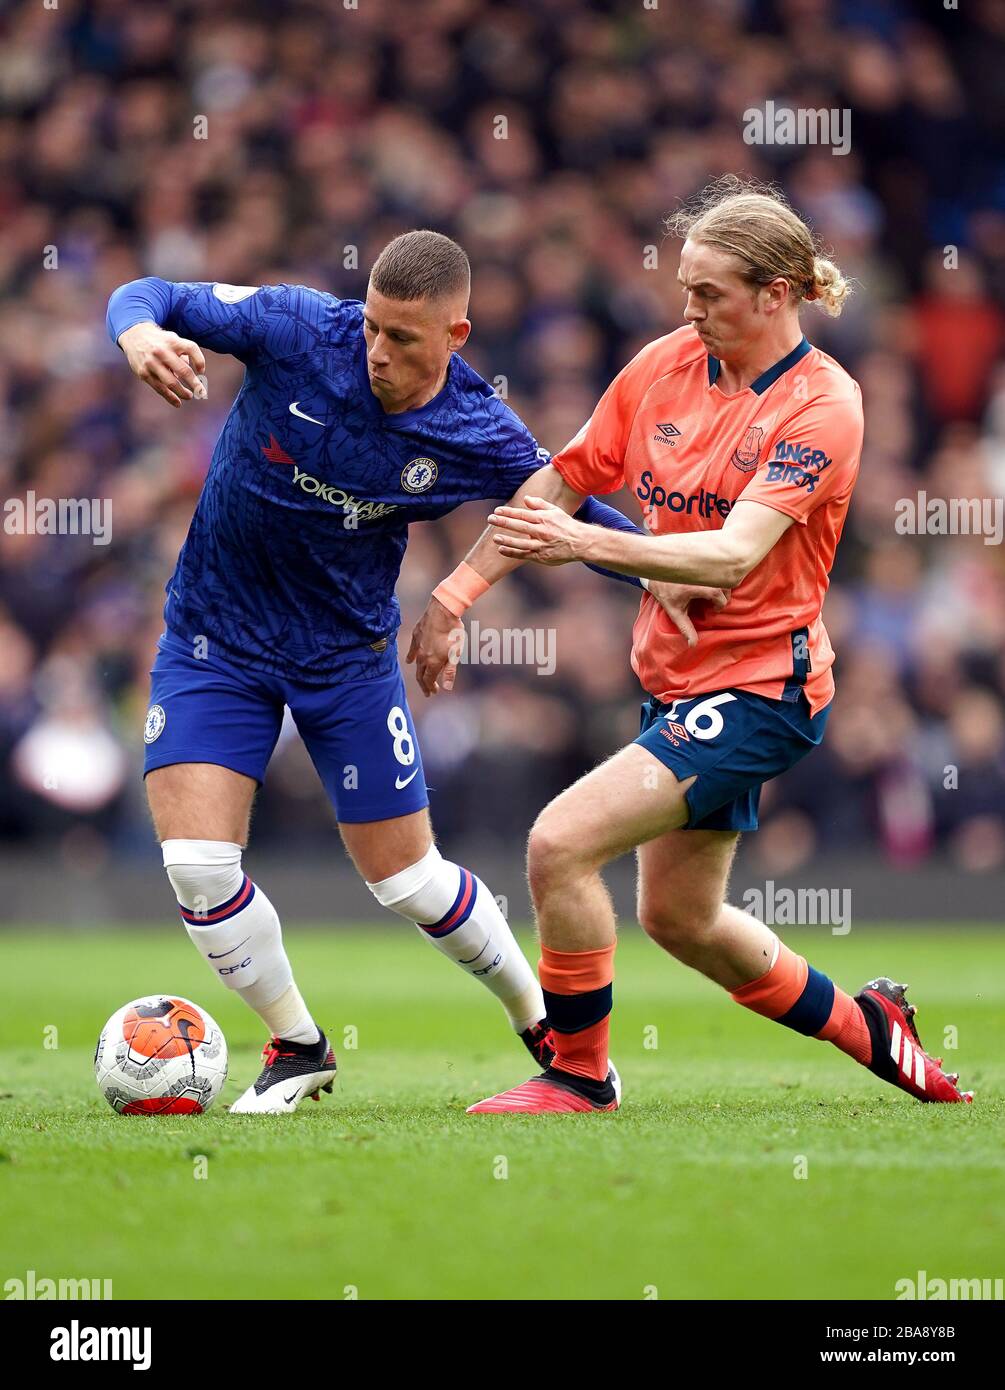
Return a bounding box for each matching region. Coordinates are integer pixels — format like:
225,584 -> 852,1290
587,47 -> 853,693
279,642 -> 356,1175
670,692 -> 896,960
366,844 -> 545,1032
161,838 -> 320,1045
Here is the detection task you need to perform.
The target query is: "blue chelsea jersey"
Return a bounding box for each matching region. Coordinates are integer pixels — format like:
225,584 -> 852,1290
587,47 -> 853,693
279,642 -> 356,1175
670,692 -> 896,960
107,280 -> 639,683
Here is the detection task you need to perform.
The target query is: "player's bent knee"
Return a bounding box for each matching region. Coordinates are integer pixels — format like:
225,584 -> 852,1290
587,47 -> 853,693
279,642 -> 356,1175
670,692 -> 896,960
526,814 -> 592,899
638,905 -> 711,956
365,842 -> 444,914
162,839 -> 244,918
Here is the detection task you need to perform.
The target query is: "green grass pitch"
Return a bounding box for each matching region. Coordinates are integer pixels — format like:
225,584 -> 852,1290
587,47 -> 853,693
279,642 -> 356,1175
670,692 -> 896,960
1,925 -> 1002,1300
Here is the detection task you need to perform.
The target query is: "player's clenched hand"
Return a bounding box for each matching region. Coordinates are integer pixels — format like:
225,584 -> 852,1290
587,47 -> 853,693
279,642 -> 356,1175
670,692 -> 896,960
406,596 -> 466,697
117,322 -> 207,408
488,496 -> 588,565
648,581 -> 730,647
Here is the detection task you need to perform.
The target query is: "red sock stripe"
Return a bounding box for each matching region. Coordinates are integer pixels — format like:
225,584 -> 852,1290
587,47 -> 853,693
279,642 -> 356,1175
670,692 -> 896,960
178,874 -> 254,924
422,867 -> 476,937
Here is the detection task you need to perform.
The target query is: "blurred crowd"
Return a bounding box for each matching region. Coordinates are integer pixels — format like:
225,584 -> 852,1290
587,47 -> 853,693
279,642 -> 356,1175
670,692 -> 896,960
1,0 -> 1004,875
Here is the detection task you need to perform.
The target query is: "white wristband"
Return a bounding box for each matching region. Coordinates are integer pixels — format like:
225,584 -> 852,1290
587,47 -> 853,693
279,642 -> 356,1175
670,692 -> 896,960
639,576 -> 651,592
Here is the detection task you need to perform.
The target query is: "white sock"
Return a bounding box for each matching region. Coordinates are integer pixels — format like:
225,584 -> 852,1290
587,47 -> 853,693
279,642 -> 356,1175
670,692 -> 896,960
162,839 -> 320,1046
366,844 -> 545,1032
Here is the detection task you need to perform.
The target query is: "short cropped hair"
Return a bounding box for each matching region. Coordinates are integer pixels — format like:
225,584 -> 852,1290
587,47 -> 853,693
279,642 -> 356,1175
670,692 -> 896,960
370,230 -> 471,303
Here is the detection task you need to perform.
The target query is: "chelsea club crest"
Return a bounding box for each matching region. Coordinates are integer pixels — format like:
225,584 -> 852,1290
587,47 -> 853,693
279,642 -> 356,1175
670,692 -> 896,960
401,458 -> 439,494
144,704 -> 166,744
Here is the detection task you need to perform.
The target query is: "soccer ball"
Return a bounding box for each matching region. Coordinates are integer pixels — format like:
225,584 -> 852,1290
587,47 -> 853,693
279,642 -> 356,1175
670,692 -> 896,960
94,995 -> 228,1116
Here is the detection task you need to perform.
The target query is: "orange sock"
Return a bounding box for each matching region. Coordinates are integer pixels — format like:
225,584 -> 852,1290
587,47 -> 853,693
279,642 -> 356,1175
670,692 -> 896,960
731,939 -> 872,1066
815,989 -> 872,1064
539,943 -> 615,1082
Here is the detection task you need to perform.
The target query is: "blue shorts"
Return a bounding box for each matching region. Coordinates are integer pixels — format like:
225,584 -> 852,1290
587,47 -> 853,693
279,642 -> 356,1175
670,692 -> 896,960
143,629 -> 428,823
635,686 -> 830,832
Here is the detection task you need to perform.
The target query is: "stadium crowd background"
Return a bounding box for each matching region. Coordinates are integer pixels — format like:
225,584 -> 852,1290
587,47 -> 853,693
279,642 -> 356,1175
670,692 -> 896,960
1,0 -> 1003,882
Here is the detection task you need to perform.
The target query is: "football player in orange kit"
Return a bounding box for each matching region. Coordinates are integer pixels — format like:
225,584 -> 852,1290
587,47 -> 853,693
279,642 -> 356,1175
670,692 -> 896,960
409,177 -> 972,1112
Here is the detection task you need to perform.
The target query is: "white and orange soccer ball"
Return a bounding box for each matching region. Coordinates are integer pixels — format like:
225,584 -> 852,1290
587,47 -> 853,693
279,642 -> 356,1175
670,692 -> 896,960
94,996 -> 228,1115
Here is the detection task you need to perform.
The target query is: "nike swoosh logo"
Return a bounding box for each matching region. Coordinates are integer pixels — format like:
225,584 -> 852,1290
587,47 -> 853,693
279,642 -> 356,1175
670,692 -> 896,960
289,401 -> 325,426
207,937 -> 251,960
284,1091 -> 300,1104
177,1016 -> 198,1074
395,769 -> 419,789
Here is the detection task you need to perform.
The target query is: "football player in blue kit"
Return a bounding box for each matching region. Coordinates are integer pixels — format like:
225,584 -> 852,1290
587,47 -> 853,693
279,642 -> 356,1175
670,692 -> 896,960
106,230 -> 686,1113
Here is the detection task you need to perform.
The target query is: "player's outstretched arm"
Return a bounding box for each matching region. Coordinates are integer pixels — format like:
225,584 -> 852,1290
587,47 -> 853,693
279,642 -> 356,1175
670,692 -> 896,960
489,496 -> 794,588
407,462 -> 574,696
407,464 -> 728,694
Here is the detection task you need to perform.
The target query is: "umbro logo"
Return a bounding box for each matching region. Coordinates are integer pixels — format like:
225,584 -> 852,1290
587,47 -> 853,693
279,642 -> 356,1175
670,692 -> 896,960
653,421 -> 682,446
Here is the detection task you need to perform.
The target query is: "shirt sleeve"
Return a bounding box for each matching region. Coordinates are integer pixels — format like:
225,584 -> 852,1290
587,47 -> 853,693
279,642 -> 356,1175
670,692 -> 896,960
482,400 -> 553,499
575,497 -> 645,589
106,278 -> 340,366
549,345 -> 656,495
481,403 -> 646,535
465,396 -> 645,586
740,388 -> 863,525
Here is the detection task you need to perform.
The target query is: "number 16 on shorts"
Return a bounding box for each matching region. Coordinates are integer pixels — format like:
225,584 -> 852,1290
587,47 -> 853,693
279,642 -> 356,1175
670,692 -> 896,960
660,692 -> 738,747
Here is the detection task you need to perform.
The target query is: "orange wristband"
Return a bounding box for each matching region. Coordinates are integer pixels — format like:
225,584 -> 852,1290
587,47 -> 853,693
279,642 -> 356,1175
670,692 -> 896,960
432,562 -> 490,618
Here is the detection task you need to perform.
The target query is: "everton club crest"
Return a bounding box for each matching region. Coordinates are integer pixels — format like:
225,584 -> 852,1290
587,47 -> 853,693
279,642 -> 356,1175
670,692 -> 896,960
730,425 -> 764,473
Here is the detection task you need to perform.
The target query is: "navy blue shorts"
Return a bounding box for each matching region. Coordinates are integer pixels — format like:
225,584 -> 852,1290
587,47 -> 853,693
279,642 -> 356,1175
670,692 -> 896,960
635,687 -> 830,832
143,629 -> 428,824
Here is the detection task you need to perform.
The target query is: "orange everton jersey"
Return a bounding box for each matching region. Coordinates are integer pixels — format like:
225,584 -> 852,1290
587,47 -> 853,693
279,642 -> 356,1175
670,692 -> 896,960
551,327 -> 863,715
